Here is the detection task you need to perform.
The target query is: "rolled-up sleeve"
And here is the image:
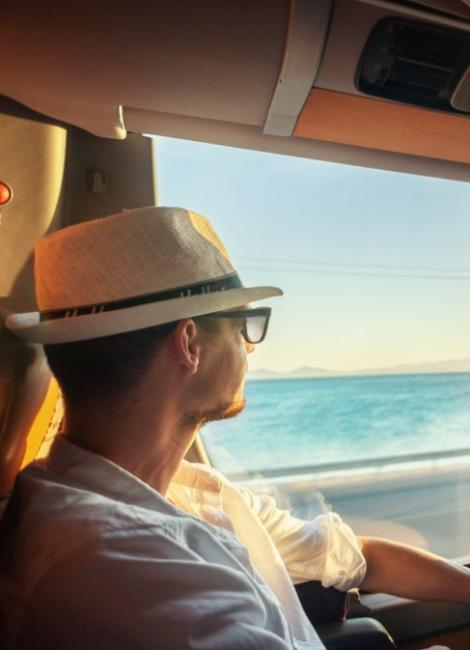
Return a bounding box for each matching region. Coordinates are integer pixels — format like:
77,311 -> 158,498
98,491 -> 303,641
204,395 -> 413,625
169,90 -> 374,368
238,488 -> 366,591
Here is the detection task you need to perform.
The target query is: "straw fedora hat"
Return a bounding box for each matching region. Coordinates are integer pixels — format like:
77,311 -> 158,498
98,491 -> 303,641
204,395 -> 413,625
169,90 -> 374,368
5,206 -> 282,344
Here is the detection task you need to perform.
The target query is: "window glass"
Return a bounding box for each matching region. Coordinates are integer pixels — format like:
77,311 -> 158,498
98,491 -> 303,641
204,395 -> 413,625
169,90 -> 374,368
156,135 -> 470,559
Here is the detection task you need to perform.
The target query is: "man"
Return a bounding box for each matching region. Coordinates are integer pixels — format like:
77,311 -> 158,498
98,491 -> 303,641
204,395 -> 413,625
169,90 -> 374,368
0,206 -> 464,649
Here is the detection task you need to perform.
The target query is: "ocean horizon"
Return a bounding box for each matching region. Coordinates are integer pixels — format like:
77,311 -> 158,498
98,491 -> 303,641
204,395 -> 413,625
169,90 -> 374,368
201,371 -> 470,476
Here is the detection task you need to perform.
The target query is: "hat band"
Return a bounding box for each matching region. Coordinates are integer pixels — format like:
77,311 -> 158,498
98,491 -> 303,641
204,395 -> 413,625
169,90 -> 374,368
40,273 -> 243,321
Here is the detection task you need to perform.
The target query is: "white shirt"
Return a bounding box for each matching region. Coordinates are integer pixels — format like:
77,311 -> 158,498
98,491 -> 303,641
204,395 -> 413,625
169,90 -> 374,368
0,437 -> 366,649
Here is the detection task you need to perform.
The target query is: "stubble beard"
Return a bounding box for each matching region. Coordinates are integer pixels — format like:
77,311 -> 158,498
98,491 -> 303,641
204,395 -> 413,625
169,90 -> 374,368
185,394 -> 247,430
203,394 -> 247,424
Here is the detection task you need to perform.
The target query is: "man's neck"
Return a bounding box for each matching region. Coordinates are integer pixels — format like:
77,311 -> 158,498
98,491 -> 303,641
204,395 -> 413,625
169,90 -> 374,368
64,396 -> 198,496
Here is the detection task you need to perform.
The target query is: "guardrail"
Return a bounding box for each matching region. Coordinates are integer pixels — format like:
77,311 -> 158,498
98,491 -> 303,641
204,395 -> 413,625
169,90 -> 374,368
223,446 -> 470,482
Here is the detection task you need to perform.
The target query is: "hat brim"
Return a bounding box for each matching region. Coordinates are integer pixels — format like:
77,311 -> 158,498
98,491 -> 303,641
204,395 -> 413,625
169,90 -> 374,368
5,286 -> 283,344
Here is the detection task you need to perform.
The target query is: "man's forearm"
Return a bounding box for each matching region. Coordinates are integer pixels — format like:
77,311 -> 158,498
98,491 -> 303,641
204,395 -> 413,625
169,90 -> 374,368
358,536 -> 470,603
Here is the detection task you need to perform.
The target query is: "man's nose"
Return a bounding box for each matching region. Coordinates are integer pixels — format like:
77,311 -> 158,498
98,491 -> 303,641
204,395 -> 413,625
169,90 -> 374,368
245,340 -> 255,354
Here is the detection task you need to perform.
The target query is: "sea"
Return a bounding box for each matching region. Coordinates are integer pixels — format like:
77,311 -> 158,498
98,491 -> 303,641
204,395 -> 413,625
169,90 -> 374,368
200,372 -> 470,477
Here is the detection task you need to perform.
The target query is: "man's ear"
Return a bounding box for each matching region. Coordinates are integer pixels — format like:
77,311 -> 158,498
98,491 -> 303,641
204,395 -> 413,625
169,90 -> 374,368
173,319 -> 200,375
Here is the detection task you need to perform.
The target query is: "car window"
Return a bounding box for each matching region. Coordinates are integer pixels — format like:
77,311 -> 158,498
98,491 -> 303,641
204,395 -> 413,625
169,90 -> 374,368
156,135 -> 470,560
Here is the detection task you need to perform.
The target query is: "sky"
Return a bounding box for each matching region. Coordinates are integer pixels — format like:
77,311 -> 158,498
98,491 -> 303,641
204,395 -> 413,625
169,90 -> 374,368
155,136 -> 470,373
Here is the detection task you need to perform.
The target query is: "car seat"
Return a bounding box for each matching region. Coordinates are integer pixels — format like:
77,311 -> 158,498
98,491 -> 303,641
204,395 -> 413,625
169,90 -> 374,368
0,308 -> 62,503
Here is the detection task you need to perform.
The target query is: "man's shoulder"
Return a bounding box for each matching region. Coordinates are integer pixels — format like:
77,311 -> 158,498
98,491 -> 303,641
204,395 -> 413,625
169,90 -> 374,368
0,467 -> 286,650
0,463 -> 194,574
0,461 -> 242,561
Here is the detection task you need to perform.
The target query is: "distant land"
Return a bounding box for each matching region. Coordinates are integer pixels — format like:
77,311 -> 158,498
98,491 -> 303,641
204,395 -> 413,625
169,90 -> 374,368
247,359 -> 470,381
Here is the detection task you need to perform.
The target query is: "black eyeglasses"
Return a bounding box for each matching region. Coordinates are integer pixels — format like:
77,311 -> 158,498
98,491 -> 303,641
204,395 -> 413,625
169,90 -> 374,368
196,306 -> 271,344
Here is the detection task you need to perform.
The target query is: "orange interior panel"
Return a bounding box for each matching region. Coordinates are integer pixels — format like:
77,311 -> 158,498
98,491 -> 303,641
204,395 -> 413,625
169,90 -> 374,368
294,88 -> 470,164
21,378 -> 62,467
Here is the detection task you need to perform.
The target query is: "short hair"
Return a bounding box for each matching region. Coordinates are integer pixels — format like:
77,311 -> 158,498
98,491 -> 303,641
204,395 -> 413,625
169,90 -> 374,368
44,322 -> 178,407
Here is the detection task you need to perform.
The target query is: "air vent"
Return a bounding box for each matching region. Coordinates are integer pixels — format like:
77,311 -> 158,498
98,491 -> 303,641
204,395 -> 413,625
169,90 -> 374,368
357,18 -> 470,113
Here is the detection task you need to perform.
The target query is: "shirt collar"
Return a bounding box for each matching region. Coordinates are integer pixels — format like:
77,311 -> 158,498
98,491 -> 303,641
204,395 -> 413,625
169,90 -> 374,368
46,436 -> 176,513
172,460 -> 223,494
46,435 -> 223,506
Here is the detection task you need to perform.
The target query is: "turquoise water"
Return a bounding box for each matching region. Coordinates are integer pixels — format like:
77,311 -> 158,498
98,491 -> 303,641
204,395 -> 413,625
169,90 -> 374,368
201,373 -> 470,474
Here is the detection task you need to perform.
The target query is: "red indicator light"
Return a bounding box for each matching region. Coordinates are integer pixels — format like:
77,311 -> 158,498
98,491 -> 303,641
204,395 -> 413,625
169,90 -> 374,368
0,182 -> 12,205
